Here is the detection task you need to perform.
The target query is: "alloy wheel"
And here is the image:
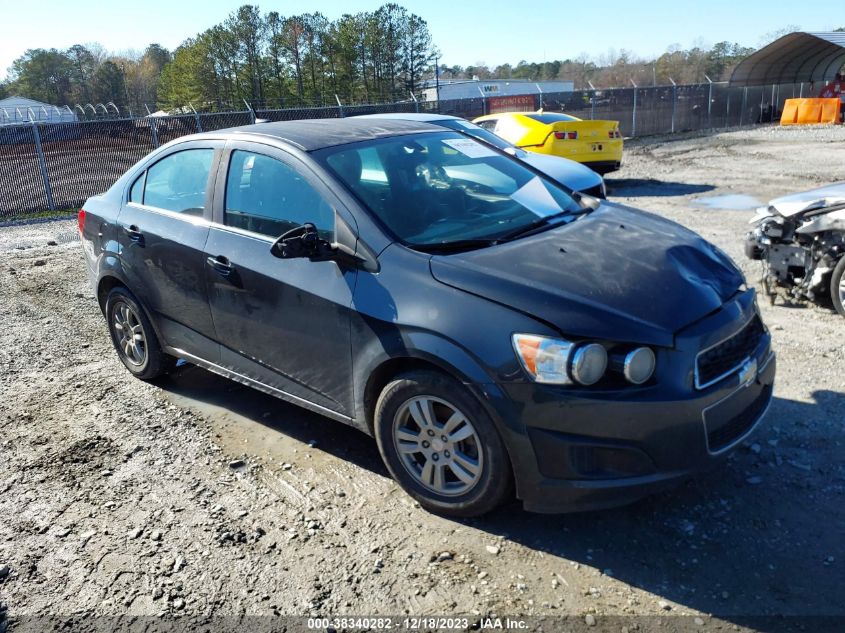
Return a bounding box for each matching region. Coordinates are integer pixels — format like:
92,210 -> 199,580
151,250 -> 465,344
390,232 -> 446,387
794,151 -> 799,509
392,396 -> 484,496
112,302 -> 147,367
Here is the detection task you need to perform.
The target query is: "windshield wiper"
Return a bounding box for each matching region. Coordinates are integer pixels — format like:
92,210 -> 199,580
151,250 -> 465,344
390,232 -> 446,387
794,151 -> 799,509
495,209 -> 580,242
412,238 -> 501,254
496,193 -> 600,242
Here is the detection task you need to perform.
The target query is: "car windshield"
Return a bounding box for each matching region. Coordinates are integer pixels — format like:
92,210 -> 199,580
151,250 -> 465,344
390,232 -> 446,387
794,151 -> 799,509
317,131 -> 581,249
434,118 -> 513,151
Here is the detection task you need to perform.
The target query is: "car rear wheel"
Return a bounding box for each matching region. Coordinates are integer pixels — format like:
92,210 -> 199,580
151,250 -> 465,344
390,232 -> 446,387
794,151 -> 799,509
105,287 -> 175,380
374,370 -> 512,517
831,256 -> 845,317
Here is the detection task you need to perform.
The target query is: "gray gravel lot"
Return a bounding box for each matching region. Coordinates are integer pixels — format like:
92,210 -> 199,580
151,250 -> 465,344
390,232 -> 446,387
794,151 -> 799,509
0,124 -> 843,632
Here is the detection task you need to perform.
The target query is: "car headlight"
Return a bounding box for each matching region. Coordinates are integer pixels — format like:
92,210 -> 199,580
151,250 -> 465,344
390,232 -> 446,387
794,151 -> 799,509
512,334 -> 573,384
514,334 -> 658,386
570,343 -> 608,386
622,347 -> 656,384
512,334 -> 608,386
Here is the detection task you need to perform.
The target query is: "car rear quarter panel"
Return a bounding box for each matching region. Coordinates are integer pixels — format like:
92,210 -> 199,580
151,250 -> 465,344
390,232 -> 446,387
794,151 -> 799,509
79,140 -> 171,299
80,192 -> 124,306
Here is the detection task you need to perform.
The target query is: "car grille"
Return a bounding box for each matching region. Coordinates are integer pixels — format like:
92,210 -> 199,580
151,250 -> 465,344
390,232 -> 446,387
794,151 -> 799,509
696,315 -> 765,389
707,383 -> 772,452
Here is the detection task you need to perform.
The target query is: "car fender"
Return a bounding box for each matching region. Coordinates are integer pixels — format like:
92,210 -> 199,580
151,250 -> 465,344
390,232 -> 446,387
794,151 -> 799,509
351,326 -> 538,485
796,208 -> 845,234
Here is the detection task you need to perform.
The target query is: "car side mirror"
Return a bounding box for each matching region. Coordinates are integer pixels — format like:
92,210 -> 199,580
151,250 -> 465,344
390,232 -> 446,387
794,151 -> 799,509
270,211 -> 379,272
271,223 -> 333,259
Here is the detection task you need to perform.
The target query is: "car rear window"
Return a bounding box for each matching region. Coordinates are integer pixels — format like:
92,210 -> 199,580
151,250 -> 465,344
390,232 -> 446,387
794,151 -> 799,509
525,113 -> 580,124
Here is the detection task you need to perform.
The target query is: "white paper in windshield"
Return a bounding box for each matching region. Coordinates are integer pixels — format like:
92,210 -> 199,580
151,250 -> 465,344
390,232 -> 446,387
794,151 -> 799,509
442,138 -> 497,158
510,176 -> 564,217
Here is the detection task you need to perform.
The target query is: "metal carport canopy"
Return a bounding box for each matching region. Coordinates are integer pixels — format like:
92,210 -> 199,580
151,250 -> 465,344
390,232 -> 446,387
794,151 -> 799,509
730,32 -> 845,86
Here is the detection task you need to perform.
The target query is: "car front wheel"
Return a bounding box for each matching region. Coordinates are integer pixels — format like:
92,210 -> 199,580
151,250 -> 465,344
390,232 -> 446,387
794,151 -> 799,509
105,287 -> 175,380
831,256 -> 845,317
374,370 -> 512,517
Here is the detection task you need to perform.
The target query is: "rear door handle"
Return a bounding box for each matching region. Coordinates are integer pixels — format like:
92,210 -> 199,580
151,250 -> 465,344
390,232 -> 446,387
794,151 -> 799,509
206,255 -> 234,277
124,224 -> 143,242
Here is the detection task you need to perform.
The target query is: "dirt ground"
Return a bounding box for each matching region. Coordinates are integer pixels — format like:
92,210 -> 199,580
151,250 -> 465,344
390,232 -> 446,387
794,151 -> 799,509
1,125 -> 843,632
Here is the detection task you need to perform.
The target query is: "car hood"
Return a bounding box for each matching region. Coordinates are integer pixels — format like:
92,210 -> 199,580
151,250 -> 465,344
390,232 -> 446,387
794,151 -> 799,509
429,204 -> 744,347
518,152 -> 603,194
761,181 -> 845,217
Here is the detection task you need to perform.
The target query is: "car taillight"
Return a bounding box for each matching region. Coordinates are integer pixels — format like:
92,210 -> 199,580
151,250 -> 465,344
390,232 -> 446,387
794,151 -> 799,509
78,209 -> 86,234
554,131 -> 578,140
608,130 -> 621,139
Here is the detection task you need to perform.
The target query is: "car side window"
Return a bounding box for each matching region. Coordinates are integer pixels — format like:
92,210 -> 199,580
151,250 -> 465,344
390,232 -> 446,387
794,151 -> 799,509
477,119 -> 498,132
224,151 -> 334,240
142,149 -> 213,215
129,173 -> 145,203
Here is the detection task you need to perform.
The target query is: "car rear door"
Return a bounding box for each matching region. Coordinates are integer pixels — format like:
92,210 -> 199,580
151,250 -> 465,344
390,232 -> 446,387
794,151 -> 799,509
118,140 -> 223,360
203,140 -> 357,418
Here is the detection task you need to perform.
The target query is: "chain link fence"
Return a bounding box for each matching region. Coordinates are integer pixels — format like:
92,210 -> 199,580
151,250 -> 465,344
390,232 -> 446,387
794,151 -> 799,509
0,81 -> 823,220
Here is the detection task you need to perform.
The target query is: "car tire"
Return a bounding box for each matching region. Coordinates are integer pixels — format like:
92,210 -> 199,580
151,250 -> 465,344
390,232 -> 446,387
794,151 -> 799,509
105,287 -> 175,380
374,370 -> 513,517
831,256 -> 845,317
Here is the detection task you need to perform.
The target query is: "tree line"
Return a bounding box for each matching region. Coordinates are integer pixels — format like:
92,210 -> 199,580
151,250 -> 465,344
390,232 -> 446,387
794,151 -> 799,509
0,3 -> 435,113
439,42 -> 756,88
1,43 -> 171,115
157,4 -> 434,110
3,14 -> 842,115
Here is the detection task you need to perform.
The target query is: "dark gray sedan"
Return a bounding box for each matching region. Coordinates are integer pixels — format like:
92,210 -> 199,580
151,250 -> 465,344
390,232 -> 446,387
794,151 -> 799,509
80,118 -> 774,516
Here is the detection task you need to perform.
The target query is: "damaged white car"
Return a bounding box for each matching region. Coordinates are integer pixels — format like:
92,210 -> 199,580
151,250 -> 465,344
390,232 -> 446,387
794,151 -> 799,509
745,182 -> 845,316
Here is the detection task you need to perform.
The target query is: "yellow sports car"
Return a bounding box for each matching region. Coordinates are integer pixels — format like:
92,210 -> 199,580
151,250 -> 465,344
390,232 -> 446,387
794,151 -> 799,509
473,111 -> 623,174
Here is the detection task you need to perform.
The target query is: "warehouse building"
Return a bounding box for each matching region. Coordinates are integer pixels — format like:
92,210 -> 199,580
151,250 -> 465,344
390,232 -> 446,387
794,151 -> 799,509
0,96 -> 77,124
422,79 -> 574,102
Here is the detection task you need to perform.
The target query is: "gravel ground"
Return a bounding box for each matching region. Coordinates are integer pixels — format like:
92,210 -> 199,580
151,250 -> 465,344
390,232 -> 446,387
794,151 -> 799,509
0,125 -> 843,632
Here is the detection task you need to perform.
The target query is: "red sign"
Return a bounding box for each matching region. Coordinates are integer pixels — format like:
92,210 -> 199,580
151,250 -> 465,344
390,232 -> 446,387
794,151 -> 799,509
819,81 -> 845,101
488,94 -> 536,114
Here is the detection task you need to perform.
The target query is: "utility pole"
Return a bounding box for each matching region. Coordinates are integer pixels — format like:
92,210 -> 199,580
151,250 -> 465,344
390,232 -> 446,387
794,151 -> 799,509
630,78 -> 638,137
435,56 -> 440,104
669,78 -> 677,133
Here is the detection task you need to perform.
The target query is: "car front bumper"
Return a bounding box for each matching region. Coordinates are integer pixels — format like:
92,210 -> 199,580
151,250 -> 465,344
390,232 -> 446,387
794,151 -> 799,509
487,291 -> 775,513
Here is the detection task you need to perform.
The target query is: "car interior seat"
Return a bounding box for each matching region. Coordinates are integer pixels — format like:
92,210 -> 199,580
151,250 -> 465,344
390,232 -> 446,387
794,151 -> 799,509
380,143 -> 431,238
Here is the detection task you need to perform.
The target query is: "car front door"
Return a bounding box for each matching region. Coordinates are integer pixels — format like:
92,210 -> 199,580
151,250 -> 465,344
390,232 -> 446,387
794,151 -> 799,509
118,142 -> 222,360
204,142 -> 357,418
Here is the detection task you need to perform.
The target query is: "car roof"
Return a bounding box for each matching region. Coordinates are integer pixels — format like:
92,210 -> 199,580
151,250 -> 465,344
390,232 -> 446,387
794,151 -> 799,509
354,112 -> 458,123
212,117 -> 445,151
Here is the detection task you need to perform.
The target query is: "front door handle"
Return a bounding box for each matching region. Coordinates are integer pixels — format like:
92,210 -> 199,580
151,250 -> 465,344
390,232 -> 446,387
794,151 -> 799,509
124,224 -> 143,242
206,255 -> 234,277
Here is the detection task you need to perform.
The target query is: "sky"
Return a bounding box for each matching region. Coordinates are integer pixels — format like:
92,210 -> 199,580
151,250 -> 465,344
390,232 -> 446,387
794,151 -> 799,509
2,0 -> 844,82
